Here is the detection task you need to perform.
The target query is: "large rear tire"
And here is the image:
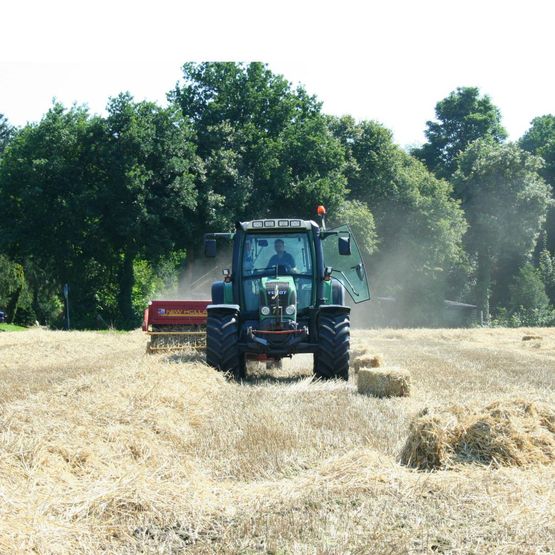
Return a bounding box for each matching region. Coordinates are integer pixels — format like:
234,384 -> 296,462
313,310 -> 350,380
206,309 -> 245,380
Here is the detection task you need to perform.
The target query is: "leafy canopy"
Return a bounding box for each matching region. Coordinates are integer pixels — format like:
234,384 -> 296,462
413,87 -> 507,178
171,62 -> 348,229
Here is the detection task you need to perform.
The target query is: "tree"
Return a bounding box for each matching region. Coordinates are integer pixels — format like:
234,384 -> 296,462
453,140 -> 551,320
520,115 -> 555,184
509,263 -> 549,312
0,98 -> 201,328
519,115 -> 555,250
327,116 -> 399,202
413,87 -> 507,178
170,62 -> 348,231
0,103 -> 108,326
0,114 -> 14,155
0,255 -> 26,323
329,116 -> 467,325
97,93 -> 201,326
538,247 -> 555,303
332,199 -> 377,258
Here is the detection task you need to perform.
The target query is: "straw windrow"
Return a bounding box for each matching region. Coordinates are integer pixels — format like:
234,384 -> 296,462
400,399 -> 555,469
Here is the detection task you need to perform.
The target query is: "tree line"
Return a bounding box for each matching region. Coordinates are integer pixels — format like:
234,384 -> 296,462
0,62 -> 553,328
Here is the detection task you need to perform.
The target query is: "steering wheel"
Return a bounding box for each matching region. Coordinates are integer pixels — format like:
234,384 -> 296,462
277,264 -> 292,274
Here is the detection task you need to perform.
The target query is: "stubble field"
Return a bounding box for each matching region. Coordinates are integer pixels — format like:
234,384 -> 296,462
0,327 -> 554,553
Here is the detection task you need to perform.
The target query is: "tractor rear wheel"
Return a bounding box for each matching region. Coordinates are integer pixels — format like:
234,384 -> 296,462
206,309 -> 245,380
313,310 -> 350,380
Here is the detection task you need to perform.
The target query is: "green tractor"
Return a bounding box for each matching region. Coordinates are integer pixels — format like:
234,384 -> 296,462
203,208 -> 370,380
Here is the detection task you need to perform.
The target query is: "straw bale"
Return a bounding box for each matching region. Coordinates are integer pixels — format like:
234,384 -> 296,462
357,367 -> 411,398
400,399 -> 555,470
352,353 -> 383,373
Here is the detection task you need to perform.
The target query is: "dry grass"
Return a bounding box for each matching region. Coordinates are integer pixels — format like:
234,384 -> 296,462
0,327 -> 554,553
357,367 -> 411,397
400,399 -> 555,469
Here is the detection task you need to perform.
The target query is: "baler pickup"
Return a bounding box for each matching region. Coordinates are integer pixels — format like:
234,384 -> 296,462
142,300 -> 209,353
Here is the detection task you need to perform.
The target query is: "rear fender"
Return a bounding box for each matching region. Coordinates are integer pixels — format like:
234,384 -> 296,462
212,281 -> 234,304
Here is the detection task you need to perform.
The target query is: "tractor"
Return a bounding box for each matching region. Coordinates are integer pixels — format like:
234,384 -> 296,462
203,207 -> 370,379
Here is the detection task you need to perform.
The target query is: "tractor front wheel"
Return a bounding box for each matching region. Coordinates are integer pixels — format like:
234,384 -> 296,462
206,308 -> 245,381
313,310 -> 350,380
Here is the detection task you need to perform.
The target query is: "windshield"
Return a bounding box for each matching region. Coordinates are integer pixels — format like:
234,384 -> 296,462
243,233 -> 313,276
241,232 -> 314,312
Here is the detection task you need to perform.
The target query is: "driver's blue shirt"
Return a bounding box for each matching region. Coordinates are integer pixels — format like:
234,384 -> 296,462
268,252 -> 296,269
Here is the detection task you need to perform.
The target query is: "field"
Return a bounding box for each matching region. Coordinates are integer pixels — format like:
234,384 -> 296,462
0,328 -> 554,553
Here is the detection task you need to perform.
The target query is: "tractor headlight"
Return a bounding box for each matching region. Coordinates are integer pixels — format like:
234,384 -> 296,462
260,306 -> 271,316
285,305 -> 295,315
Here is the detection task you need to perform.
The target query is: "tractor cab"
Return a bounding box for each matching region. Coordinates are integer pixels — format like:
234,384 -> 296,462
204,211 -> 370,380
240,225 -> 315,319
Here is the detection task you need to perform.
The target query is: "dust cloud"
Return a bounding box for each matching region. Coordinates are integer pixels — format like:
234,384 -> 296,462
155,246 -> 233,301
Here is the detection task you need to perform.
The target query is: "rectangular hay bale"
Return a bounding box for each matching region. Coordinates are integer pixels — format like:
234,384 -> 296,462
357,367 -> 411,398
352,353 -> 383,373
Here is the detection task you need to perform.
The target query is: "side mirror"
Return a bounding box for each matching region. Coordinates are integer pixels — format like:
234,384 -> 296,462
258,239 -> 268,247
338,236 -> 351,256
204,238 -> 217,258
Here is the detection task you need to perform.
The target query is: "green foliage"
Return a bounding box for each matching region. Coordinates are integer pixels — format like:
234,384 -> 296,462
538,248 -> 555,303
508,263 -> 549,312
332,200 -> 377,258
519,115 -> 555,251
492,306 -> 555,327
454,140 -> 551,319
131,252 -> 188,320
0,323 -> 27,331
0,255 -> 26,322
330,116 -> 467,324
328,116 -> 399,203
98,93 -> 201,326
330,117 -> 466,272
0,98 -> 201,329
0,104 -> 119,327
413,87 -> 507,178
1,68 -> 553,329
171,63 -> 348,230
455,141 -> 550,256
0,114 -> 14,155
519,115 -> 555,186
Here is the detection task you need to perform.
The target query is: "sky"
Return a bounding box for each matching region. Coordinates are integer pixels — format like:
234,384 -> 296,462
1,0 -> 554,147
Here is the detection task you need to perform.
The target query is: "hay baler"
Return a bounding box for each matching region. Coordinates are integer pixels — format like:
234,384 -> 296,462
142,300 -> 209,352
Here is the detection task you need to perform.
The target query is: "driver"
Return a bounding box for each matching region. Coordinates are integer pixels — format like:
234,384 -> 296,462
267,239 -> 296,270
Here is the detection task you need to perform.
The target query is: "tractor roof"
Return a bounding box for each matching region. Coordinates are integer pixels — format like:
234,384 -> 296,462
239,219 -> 315,232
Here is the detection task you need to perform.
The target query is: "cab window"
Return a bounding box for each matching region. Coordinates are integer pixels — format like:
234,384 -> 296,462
241,233 -> 314,312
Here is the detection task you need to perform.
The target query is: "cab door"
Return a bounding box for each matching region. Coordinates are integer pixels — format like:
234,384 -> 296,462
321,225 -> 370,303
